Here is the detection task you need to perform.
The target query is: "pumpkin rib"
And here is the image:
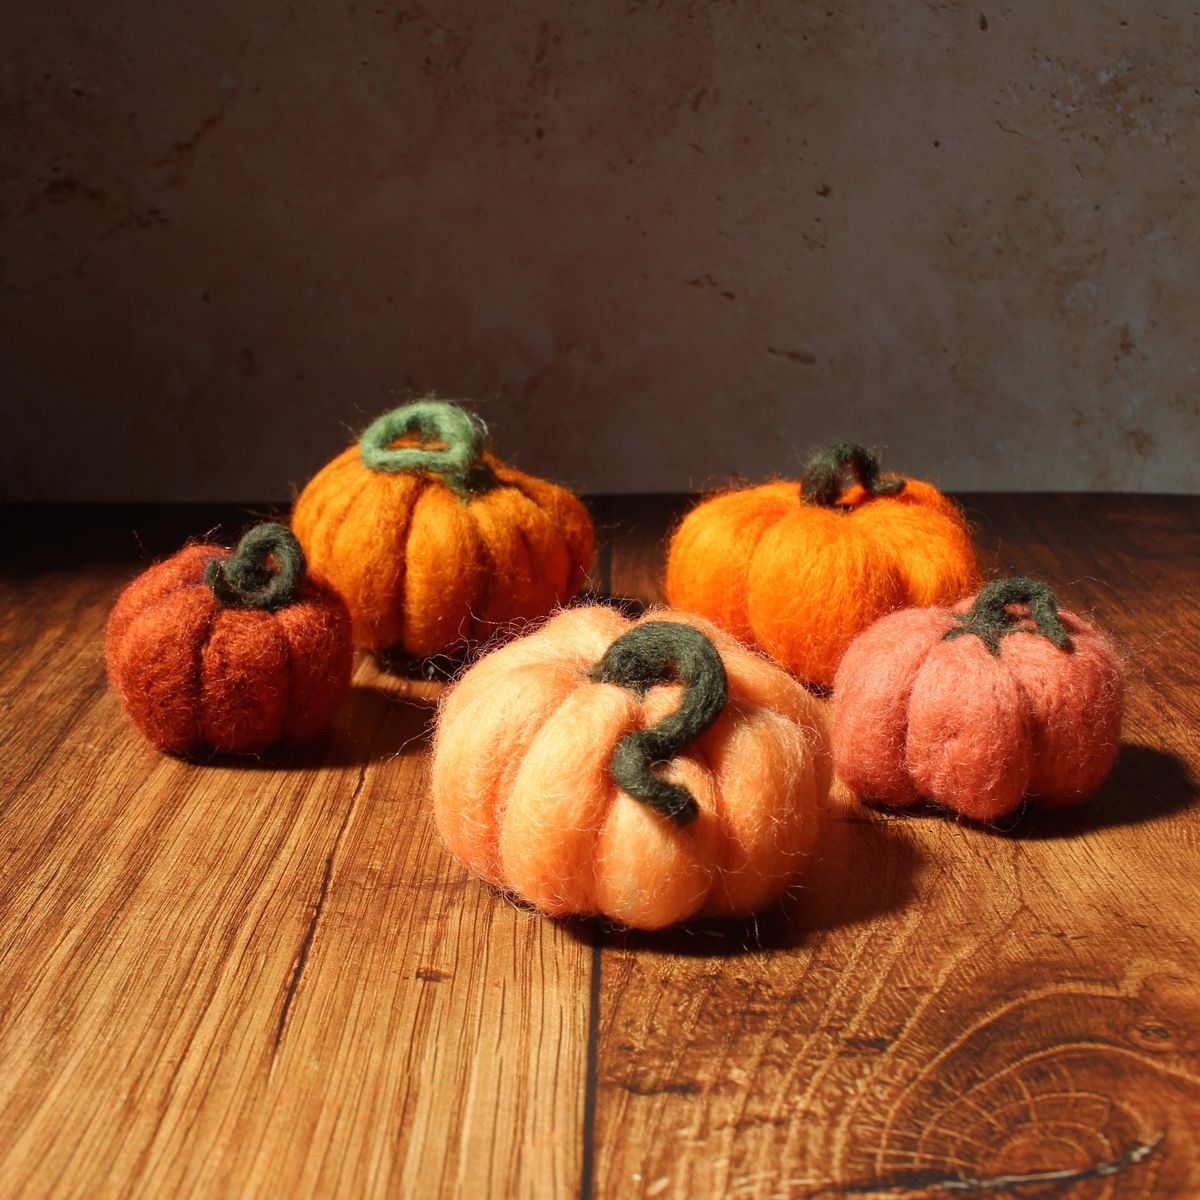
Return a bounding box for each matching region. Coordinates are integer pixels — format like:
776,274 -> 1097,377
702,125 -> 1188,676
683,707 -> 747,915
199,608 -> 292,752
495,503 -> 545,636
112,579 -> 219,755
593,753 -> 720,929
666,484 -> 796,643
832,606 -> 952,808
702,705 -> 818,918
998,618 -> 1123,804
498,467 -> 594,594
746,507 -> 905,687
292,449 -> 361,548
463,502 -> 499,649
315,469 -> 378,576
461,483 -> 545,640
904,636 -> 1036,821
141,557 -> 223,752
852,500 -> 981,609
318,473 -> 424,650
275,585 -> 352,745
401,483 -> 489,657
474,482 -> 573,631
498,682 -> 637,916
434,657 -> 582,886
389,474 -> 429,648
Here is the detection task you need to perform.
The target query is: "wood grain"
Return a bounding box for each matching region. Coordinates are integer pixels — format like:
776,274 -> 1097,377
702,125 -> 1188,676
595,493 -> 1200,1199
0,507 -> 590,1200
0,495 -> 1197,1198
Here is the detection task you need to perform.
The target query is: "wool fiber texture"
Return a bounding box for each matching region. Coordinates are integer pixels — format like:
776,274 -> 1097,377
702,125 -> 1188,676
431,605 -> 832,931
665,445 -> 980,687
106,533 -> 353,757
832,579 -> 1124,820
292,399 -> 594,657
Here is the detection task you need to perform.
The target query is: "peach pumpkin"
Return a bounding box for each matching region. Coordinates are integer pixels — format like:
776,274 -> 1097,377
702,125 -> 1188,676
431,606 -> 832,930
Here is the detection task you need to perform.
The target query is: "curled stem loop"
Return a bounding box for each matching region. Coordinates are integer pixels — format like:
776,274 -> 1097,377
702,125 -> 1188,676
359,399 -> 493,499
800,442 -> 905,508
944,576 -> 1071,656
205,522 -> 306,611
589,621 -> 728,826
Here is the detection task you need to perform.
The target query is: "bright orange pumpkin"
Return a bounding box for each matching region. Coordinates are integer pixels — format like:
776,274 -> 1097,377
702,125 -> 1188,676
666,442 -> 981,687
292,399 -> 594,656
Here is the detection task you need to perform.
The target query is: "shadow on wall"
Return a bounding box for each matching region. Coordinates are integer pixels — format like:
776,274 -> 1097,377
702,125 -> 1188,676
2,3 -> 1196,499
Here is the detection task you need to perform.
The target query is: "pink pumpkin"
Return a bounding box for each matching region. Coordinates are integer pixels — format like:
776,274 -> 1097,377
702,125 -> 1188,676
832,577 -> 1123,820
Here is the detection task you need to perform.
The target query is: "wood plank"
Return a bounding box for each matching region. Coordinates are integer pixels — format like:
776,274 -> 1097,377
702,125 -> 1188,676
596,493 -> 1200,1199
0,506 -> 594,1199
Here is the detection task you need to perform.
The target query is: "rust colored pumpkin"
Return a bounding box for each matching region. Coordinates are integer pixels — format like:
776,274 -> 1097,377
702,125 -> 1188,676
105,523 -> 353,756
833,578 -> 1124,820
666,442 -> 981,687
431,606 -> 831,930
292,399 -> 594,656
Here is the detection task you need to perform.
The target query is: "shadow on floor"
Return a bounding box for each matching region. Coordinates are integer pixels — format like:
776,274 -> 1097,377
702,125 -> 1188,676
856,742 -> 1196,840
1005,741 -> 1196,839
559,802 -> 925,960
198,682 -> 436,771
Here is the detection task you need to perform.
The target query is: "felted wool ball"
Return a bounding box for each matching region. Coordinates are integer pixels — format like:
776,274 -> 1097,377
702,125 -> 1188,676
832,577 -> 1124,820
666,442 -> 980,688
291,399 -> 594,656
106,522 -> 353,756
431,606 -> 832,930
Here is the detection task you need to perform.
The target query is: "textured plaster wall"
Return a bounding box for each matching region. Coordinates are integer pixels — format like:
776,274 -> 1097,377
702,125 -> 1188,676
2,1 -> 1197,500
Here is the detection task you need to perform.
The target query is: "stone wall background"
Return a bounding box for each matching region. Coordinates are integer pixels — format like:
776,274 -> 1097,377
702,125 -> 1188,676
2,1 -> 1197,499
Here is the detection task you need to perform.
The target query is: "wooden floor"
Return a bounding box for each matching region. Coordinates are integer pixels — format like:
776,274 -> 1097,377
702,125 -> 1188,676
1,494 -> 1198,1199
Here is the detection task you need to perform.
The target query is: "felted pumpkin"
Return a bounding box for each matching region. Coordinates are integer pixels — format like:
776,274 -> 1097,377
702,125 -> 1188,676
106,522 -> 353,756
832,577 -> 1124,820
665,442 -> 981,687
431,605 -> 832,930
291,399 -> 594,656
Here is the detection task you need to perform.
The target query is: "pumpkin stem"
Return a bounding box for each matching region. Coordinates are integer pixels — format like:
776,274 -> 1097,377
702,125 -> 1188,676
205,522 -> 306,611
943,576 -> 1071,656
800,442 -> 906,508
588,621 -> 728,827
358,399 -> 495,500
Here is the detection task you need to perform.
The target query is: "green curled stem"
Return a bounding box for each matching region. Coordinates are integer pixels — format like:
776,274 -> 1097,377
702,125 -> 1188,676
944,576 -> 1071,656
589,621 -> 728,826
800,442 -> 905,508
358,399 -> 494,500
205,522 -> 305,611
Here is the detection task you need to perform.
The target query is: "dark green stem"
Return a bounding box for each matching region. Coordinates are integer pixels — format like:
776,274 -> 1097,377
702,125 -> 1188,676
944,576 -> 1071,656
358,399 -> 494,500
205,522 -> 306,611
800,442 -> 905,508
588,622 -> 728,826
